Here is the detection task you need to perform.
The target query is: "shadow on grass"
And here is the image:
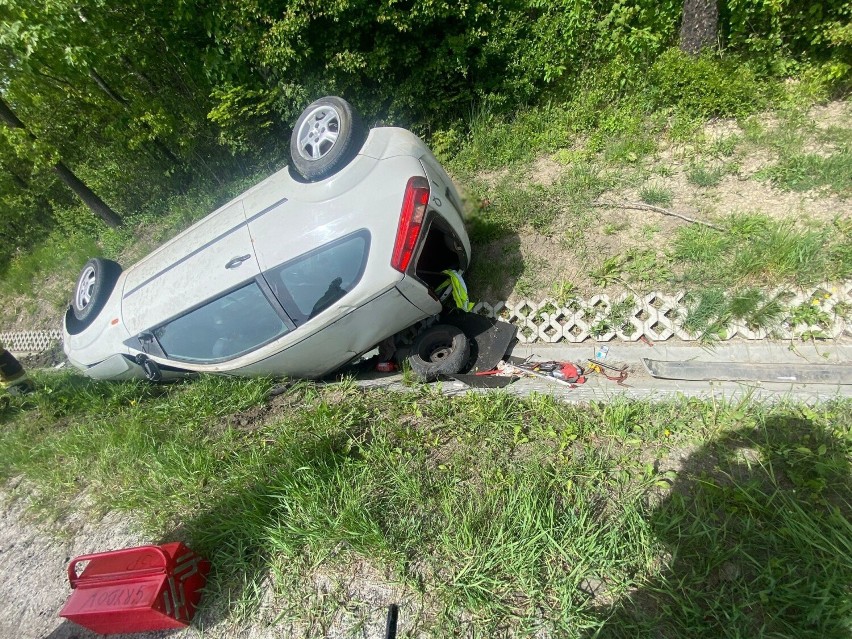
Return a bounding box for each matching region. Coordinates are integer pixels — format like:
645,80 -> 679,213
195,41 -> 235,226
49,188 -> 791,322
162,430 -> 378,631
586,413 -> 852,639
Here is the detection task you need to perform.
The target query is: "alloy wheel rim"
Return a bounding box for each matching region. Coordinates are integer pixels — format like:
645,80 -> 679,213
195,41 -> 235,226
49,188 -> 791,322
296,105 -> 341,161
75,266 -> 97,310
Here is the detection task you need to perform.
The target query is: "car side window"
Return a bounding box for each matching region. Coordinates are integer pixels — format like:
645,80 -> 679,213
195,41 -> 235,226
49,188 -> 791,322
265,231 -> 369,326
153,282 -> 289,362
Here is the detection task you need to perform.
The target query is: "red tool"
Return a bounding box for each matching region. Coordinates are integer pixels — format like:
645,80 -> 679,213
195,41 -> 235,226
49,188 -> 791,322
553,362 -> 585,384
59,543 -> 210,634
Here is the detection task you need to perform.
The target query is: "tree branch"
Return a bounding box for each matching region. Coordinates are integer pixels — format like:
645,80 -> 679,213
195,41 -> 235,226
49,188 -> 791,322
595,201 -> 723,231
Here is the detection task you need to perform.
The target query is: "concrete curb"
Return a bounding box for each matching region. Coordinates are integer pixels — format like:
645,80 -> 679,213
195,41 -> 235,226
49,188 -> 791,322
356,338 -> 852,404
509,340 -> 852,366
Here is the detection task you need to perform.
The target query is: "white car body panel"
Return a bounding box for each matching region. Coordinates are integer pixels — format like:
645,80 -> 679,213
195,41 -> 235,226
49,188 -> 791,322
121,200 -> 259,335
233,287 -> 426,378
63,275 -> 133,364
63,126 -> 469,380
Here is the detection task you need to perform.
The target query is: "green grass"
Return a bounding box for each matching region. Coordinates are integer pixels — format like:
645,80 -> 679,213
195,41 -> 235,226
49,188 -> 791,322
681,287 -> 786,341
740,106 -> 851,197
639,184 -> 674,207
0,169 -> 269,326
761,150 -> 852,196
0,232 -> 100,297
672,213 -> 852,289
1,374 -> 850,636
687,163 -> 725,187
464,157 -> 610,244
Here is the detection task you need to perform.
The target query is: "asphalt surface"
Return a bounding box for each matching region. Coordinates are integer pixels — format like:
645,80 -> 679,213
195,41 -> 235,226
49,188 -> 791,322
357,339 -> 852,404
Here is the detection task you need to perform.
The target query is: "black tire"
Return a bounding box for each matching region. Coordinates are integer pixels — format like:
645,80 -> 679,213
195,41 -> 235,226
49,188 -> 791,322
407,324 -> 470,382
71,258 -> 122,325
290,96 -> 366,181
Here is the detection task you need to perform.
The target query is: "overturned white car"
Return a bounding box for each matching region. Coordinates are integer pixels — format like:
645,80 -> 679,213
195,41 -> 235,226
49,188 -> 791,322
63,97 -> 471,381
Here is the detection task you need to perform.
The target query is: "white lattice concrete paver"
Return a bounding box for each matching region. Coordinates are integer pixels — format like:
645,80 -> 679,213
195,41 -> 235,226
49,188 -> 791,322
2,282 -> 851,354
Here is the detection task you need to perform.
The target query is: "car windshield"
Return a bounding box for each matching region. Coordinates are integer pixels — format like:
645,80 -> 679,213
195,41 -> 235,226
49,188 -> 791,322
153,282 -> 289,362
264,231 -> 369,326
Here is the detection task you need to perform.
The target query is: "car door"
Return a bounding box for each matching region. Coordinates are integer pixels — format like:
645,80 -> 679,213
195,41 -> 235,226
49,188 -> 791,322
121,199 -> 261,337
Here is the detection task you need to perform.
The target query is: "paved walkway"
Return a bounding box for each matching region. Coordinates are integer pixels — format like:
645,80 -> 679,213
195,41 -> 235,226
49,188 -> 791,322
357,340 -> 852,403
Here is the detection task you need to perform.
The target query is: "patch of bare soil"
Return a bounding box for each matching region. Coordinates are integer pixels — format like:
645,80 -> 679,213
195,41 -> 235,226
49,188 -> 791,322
809,100 -> 850,130
19,342 -> 67,370
527,156 -> 565,187
0,482 -> 148,639
625,165 -> 849,224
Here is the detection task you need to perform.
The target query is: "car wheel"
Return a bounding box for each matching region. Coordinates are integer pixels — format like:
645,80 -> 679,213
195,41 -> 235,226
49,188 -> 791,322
72,258 -> 122,325
290,96 -> 366,181
407,324 -> 470,382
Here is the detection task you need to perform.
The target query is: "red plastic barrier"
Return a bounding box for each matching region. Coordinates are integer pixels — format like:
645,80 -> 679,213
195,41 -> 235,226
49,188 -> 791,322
59,542 -> 210,634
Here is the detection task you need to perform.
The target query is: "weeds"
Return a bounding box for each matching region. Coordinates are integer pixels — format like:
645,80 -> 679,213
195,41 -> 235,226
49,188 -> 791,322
761,150 -> 852,196
590,255 -> 625,287
789,297 -> 833,330
0,232 -> 100,297
673,213 -> 849,289
549,279 -> 578,307
687,163 -> 725,187
589,295 -> 637,337
639,184 -> 674,207
683,287 -> 786,341
709,134 -> 740,157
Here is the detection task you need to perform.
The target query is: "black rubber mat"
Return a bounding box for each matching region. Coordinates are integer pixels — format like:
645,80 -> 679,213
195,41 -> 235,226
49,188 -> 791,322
442,313 -> 518,373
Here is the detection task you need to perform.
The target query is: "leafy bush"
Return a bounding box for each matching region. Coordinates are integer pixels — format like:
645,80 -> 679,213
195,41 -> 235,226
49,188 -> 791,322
724,0 -> 852,66
649,49 -> 771,117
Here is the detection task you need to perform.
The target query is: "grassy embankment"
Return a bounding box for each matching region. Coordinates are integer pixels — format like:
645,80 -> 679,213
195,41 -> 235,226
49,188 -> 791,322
1,61 -> 850,336
1,373 -> 850,636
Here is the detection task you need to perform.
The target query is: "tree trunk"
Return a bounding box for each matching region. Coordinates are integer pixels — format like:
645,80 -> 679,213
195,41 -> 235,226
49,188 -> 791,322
0,96 -> 26,129
680,0 -> 719,54
0,95 -> 123,228
89,68 -> 129,106
53,162 -> 122,228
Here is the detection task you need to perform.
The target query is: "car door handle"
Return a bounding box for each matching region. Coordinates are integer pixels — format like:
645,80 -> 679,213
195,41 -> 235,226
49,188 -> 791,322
225,254 -> 252,269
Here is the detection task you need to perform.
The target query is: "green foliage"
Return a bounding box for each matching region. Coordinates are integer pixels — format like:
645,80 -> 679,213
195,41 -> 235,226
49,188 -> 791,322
725,0 -> 852,70
649,49 -> 772,118
1,0 -> 850,311
590,255 -> 626,287
761,149 -> 852,195
683,287 -> 785,340
789,297 -> 833,330
640,184 -> 674,206
687,163 -> 726,187
0,226 -> 99,296
549,279 -> 578,307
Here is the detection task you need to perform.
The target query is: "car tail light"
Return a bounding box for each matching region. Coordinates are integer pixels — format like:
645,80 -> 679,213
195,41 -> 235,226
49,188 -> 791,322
391,176 -> 430,272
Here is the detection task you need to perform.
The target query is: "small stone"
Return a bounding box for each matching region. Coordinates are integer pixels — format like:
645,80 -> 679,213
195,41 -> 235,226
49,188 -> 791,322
578,577 -> 603,597
719,561 -> 740,582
